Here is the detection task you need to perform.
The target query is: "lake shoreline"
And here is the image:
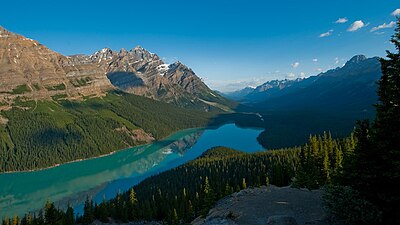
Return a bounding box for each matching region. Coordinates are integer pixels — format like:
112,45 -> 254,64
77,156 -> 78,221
1,112 -> 266,174
1,126 -> 206,175
0,123 -> 264,218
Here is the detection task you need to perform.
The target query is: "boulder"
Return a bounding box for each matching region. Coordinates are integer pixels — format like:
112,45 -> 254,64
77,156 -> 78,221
266,215 -> 298,225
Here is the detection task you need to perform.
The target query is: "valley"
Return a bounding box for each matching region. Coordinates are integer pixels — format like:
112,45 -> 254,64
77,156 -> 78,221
0,124 -> 264,219
0,26 -> 236,173
0,91 -> 212,172
0,5 -> 399,224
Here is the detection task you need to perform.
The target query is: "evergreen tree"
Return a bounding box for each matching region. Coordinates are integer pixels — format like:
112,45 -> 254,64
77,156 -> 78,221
372,17 -> 400,224
241,178 -> 247,189
128,188 -> 138,220
82,197 -> 94,225
64,206 -> 74,225
44,201 -> 59,225
341,18 -> 400,224
2,218 -> 10,225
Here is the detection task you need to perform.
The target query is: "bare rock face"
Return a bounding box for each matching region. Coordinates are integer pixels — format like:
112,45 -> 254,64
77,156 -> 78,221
266,215 -> 298,225
71,45 -> 228,109
0,25 -> 231,111
90,219 -> 162,225
0,26 -> 113,103
192,186 -> 329,225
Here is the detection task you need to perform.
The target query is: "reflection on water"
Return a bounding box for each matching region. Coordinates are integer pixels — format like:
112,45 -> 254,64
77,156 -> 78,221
0,128 -> 204,218
0,124 -> 264,218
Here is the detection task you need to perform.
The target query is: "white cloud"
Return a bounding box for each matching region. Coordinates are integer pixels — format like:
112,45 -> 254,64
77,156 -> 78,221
207,77 -> 274,92
286,73 -> 296,79
347,20 -> 365,32
319,29 -> 333,38
312,58 -> 318,62
392,9 -> 400,16
370,21 -> 396,32
291,62 -> 300,68
335,57 -> 340,64
299,72 -> 306,78
315,68 -> 323,72
335,18 -> 348,24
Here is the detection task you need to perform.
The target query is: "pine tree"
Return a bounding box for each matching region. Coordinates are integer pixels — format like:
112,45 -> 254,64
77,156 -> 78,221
343,18 -> 400,224
224,183 -> 232,195
128,188 -> 138,220
64,205 -> 74,225
241,178 -> 247,189
202,176 -> 215,215
172,208 -> 179,225
2,218 -> 10,225
44,201 -> 59,225
82,196 -> 95,225
265,176 -> 270,186
323,147 -> 331,181
129,188 -> 138,205
36,210 -> 44,225
11,217 -> 18,225
372,17 -> 400,224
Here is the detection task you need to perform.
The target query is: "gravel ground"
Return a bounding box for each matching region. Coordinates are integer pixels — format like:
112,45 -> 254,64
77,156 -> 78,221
192,185 -> 330,225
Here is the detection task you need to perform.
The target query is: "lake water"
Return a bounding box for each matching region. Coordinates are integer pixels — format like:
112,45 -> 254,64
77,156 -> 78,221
0,124 -> 264,218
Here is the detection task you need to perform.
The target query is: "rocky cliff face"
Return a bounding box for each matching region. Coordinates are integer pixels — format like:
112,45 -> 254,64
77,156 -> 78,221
0,26 -> 113,103
0,26 -> 232,111
192,186 -> 328,225
70,46 -> 232,110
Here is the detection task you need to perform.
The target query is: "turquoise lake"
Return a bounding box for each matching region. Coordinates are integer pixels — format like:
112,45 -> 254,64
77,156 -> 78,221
0,123 -> 264,218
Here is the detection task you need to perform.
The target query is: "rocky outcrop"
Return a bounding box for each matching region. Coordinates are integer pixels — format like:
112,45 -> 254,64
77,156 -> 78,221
0,26 -> 113,103
191,186 -> 329,225
70,46 -> 231,110
90,220 -> 163,225
266,216 -> 298,225
0,25 -> 232,111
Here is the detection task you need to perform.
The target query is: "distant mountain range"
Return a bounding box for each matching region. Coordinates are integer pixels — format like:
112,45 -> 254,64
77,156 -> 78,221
0,24 -> 384,151
227,55 -> 381,116
0,26 -> 233,112
223,55 -> 382,148
223,78 -> 306,102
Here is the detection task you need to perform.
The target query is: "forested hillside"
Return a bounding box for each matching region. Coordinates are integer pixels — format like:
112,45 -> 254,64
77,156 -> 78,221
92,134 -> 354,225
2,132 -> 357,225
230,55 -> 381,149
0,91 -> 211,172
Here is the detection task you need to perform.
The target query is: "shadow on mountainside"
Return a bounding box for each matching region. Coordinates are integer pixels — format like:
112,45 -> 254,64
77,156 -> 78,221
207,100 -> 374,149
107,72 -> 145,90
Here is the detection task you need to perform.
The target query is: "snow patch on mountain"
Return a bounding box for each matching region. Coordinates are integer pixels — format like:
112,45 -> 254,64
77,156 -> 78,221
157,64 -> 170,76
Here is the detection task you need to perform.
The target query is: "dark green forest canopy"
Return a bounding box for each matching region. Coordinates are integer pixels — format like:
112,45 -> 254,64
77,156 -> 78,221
0,91 -> 213,172
77,136 -> 353,225
0,133 -> 356,225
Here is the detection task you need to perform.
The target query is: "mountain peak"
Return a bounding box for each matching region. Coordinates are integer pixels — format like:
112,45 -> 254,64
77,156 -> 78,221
347,55 -> 367,65
0,26 -> 13,37
100,47 -> 112,53
120,48 -> 128,54
133,45 -> 145,51
172,61 -> 182,66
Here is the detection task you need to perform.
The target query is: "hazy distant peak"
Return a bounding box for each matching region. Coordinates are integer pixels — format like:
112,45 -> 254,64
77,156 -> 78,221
346,55 -> 367,65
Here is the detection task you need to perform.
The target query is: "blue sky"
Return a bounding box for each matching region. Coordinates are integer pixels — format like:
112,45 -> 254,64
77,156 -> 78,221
1,0 -> 398,92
